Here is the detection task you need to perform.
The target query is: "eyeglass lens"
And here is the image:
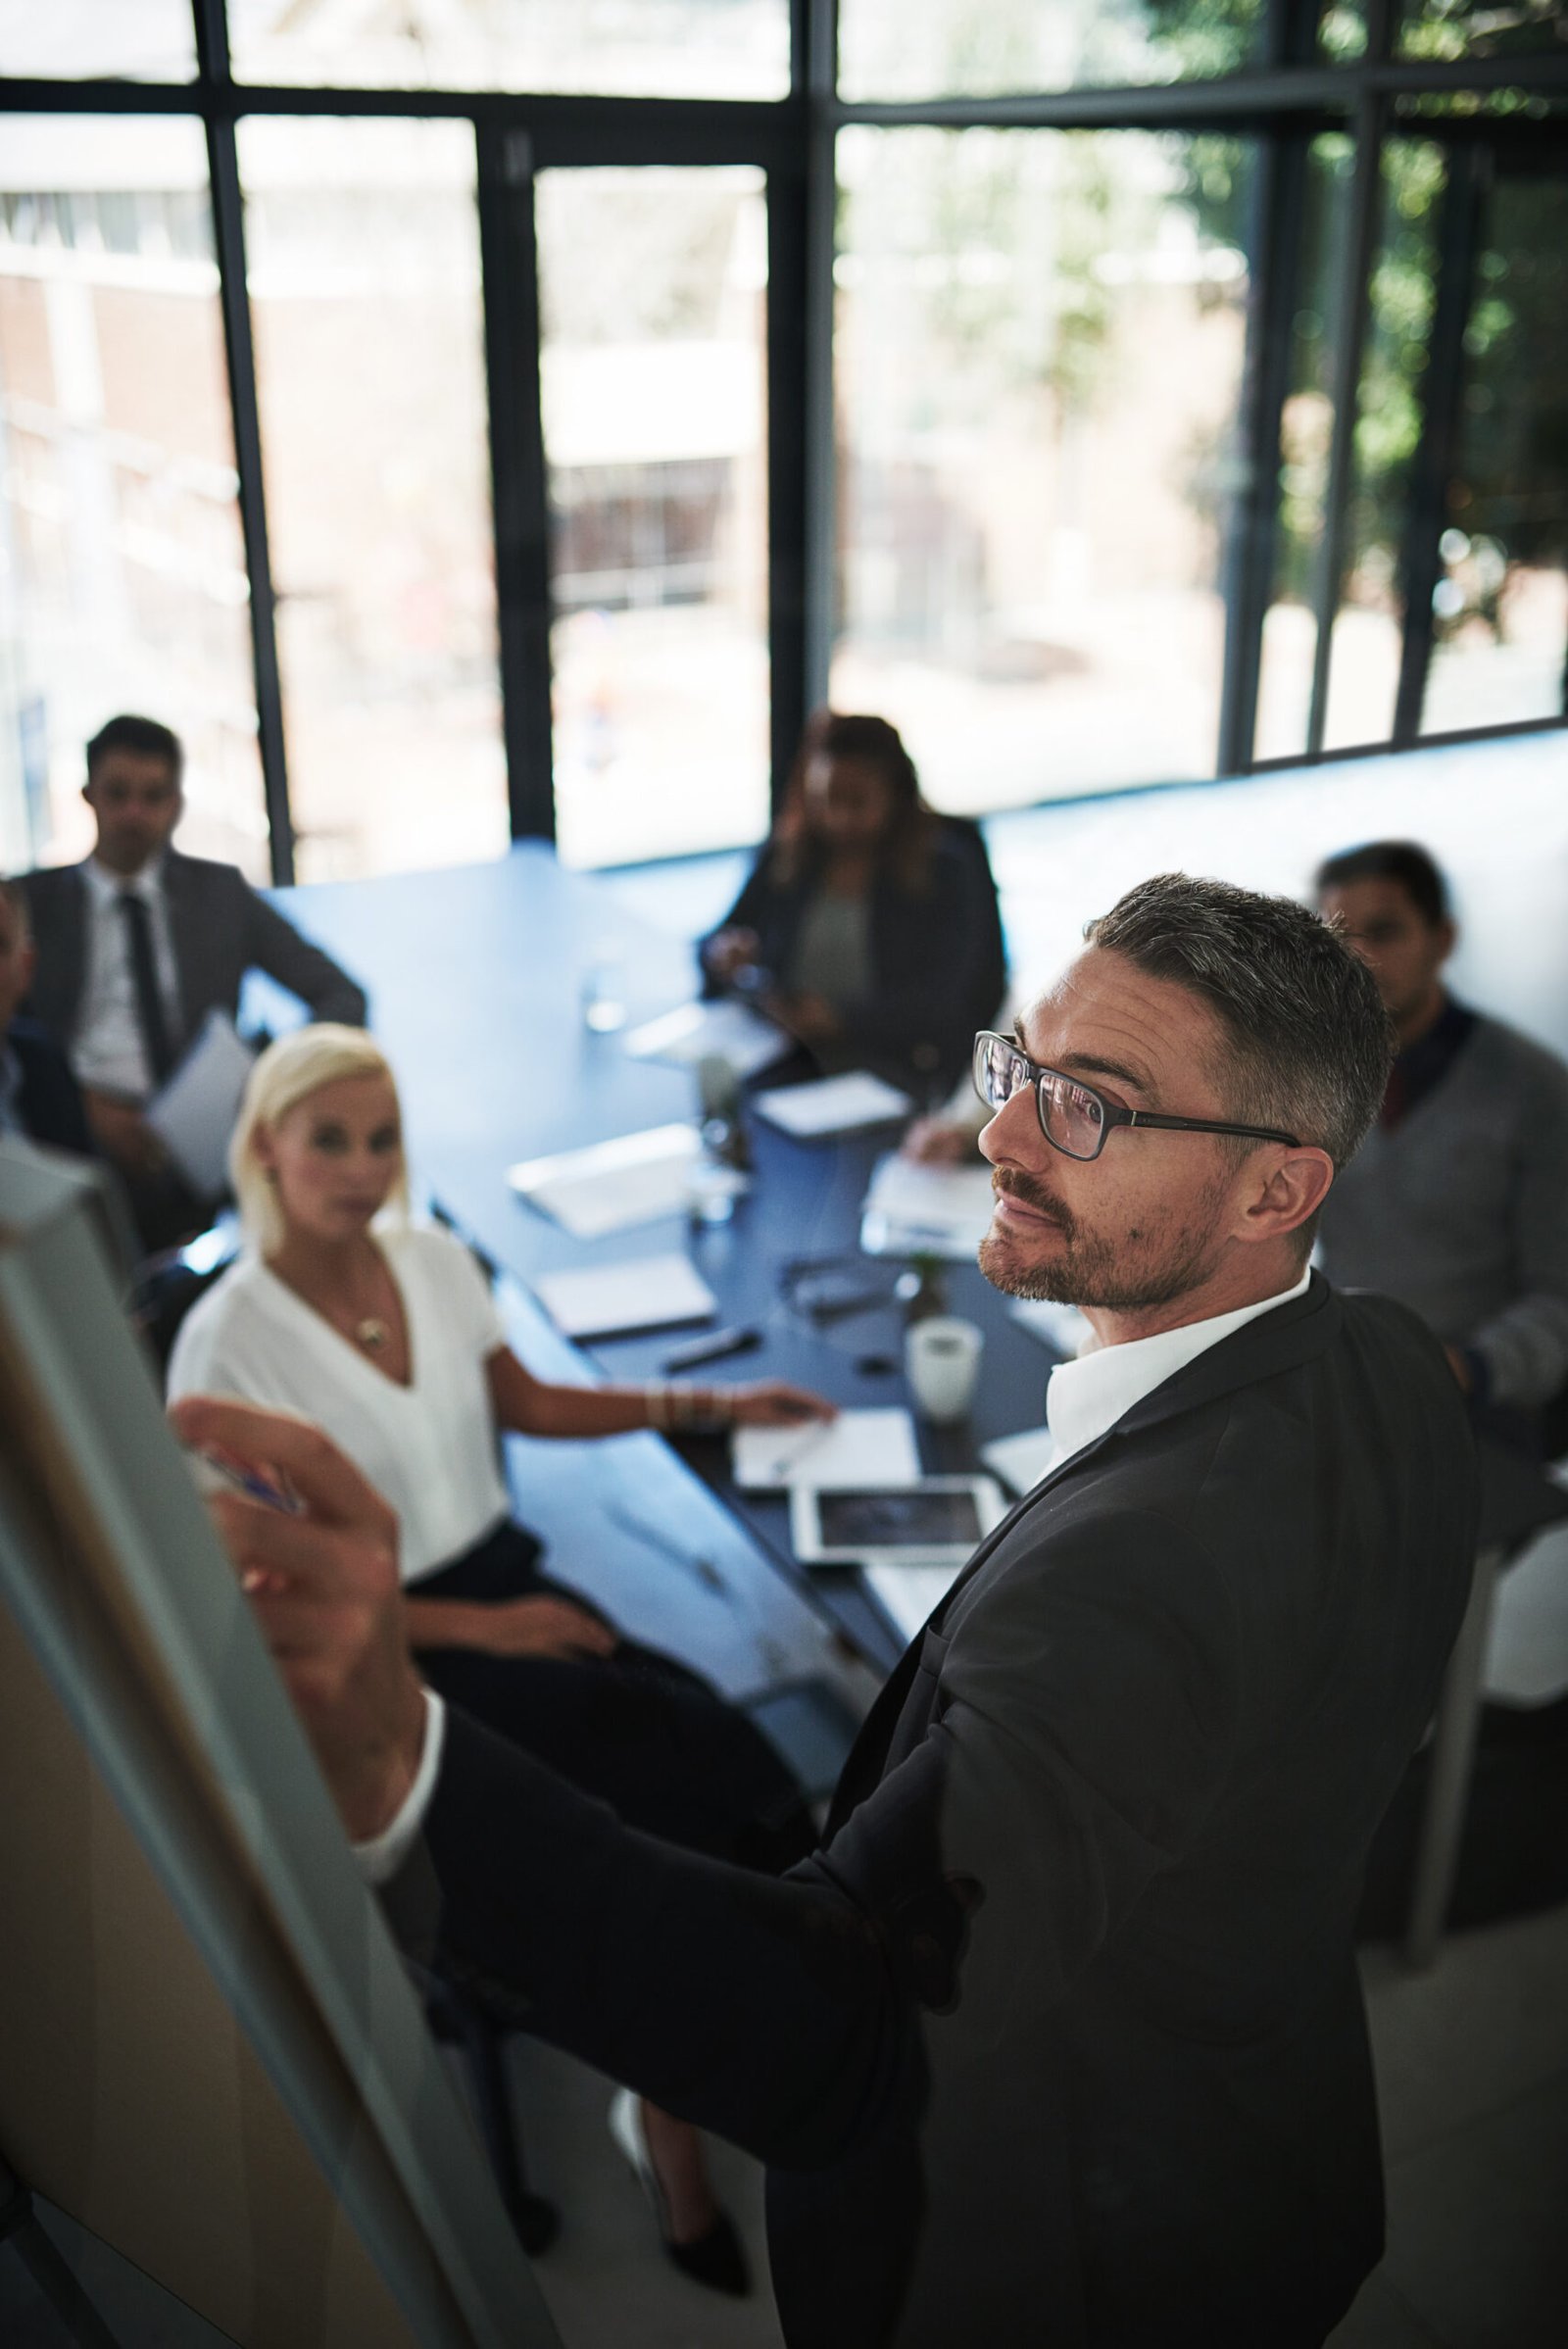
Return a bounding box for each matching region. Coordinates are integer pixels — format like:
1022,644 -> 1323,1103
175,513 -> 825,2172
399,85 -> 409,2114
975,1034 -> 1107,1161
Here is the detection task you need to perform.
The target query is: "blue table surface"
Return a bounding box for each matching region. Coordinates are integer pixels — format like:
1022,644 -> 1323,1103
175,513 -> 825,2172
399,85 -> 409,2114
275,844 -> 1060,1675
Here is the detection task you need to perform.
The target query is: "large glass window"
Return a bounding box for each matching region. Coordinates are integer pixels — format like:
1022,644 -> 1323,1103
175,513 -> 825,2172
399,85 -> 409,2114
0,1 -> 196,81
236,116 -> 507,883
1253,134 -> 1354,762
839,0 -> 1264,102
1396,1 -> 1568,62
0,117 -> 264,877
832,126 -> 1254,811
1420,168 -> 1568,736
1320,138 -> 1442,753
227,0 -> 790,100
536,166 -> 770,868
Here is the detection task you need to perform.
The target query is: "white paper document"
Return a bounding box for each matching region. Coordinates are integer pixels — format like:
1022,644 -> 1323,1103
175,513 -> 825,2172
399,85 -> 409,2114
143,1010 -> 255,1198
865,1560 -> 966,1645
732,1405 -> 921,1493
508,1122 -> 700,1240
1007,1296 -> 1090,1358
532,1252 -> 717,1342
859,1152 -> 997,1260
752,1071 -> 915,1140
622,999 -> 791,1080
980,1425 -> 1059,1496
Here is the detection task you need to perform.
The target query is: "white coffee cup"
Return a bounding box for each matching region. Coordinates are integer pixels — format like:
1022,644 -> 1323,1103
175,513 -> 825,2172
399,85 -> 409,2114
904,1315 -> 984,1423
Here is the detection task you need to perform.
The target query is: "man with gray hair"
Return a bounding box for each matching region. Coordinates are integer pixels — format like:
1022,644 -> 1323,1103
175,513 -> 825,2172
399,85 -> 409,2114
179,872 -> 1477,2349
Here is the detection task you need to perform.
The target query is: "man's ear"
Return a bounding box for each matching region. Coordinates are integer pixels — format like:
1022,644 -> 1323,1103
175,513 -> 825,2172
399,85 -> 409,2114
1239,1147 -> 1335,1247
1435,916 -> 1457,966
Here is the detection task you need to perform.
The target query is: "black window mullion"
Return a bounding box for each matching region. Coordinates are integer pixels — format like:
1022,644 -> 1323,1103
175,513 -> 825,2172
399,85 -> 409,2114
800,0 -> 840,737
766,151 -> 810,807
193,0 -> 294,884
475,125 -> 556,843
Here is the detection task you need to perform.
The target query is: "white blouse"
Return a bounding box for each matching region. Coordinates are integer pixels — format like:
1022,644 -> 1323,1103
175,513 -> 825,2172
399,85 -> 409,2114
167,1223 -> 511,1584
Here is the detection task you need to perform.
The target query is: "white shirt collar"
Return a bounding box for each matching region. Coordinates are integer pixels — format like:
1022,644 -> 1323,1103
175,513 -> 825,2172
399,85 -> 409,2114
1046,1265 -> 1314,1467
83,851 -> 168,906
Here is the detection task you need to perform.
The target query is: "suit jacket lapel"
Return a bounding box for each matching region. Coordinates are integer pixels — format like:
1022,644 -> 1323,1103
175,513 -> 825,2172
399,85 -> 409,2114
161,852 -> 199,1043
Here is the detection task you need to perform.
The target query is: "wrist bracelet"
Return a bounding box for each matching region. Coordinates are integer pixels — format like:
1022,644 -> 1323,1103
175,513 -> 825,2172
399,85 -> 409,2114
645,1381 -> 669,1431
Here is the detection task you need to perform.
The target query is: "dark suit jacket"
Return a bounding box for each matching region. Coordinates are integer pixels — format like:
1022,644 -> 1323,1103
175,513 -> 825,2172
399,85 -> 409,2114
5,1016 -> 94,1154
389,1277 -> 1476,2347
699,818 -> 1006,1099
19,850 -> 368,1062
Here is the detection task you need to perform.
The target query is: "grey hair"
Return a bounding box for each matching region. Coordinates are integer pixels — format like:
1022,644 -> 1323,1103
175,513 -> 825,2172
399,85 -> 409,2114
1085,873 -> 1394,1170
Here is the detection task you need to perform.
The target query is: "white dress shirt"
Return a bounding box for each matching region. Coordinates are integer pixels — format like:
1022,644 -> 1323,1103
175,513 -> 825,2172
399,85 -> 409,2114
354,1265 -> 1315,1884
73,855 -> 184,1100
1045,1265 -> 1313,1468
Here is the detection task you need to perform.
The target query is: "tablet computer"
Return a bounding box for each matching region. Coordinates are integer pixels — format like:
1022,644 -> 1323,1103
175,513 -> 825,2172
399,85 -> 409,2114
790,1475 -> 1006,1569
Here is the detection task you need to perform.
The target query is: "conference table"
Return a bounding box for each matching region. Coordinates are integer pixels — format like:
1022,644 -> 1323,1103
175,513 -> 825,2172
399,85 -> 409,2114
274,840 -> 1568,1959
273,843 -> 1061,1703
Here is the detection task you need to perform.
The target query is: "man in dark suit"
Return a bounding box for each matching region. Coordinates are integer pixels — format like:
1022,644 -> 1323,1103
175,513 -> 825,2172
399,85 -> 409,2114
20,713 -> 367,1246
178,874 -> 1478,2348
0,876 -> 93,1154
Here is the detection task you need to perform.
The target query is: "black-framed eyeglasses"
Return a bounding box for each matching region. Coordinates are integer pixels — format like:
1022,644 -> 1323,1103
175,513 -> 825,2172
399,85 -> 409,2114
971,1031 -> 1299,1163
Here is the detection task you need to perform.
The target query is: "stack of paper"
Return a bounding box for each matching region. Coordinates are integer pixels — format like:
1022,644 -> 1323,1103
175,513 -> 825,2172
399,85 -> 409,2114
859,1152 -> 997,1261
532,1252 -> 716,1342
508,1123 -> 699,1239
752,1072 -> 914,1140
622,999 -> 791,1080
732,1406 -> 921,1493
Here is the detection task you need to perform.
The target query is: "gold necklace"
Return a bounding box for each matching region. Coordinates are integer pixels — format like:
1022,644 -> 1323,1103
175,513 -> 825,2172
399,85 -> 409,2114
355,1317 -> 390,1351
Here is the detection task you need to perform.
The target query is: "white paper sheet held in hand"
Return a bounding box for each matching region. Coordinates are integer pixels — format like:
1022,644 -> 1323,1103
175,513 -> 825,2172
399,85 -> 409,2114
731,1405 -> 921,1493
143,1010 -> 255,1198
508,1123 -> 700,1240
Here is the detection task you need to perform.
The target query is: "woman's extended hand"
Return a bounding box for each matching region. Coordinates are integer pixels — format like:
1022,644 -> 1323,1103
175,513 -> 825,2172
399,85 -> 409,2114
722,1381 -> 838,1429
467,1595 -> 617,1661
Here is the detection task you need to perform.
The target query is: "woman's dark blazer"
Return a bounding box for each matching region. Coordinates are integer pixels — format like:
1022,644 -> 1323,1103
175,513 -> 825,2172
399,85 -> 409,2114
699,815 -> 1006,1098
386,1276 -> 1477,2348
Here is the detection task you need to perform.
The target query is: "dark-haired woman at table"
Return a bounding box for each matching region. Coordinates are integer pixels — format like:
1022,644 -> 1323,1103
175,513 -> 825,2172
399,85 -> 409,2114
700,709 -> 1006,1103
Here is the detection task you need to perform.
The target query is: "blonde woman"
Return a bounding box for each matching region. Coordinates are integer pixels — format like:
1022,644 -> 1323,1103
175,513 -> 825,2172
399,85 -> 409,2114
169,1024 -> 834,2292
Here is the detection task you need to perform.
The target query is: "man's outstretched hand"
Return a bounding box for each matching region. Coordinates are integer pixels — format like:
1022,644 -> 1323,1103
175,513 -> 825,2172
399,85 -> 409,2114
171,1395 -> 427,1842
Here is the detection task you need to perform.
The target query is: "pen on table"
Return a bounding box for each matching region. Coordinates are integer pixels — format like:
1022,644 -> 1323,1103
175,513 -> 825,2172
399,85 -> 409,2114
762,1417 -> 835,1482
661,1324 -> 761,1373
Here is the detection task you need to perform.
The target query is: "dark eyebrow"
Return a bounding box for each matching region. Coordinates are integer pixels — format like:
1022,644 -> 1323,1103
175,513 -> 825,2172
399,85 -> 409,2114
1055,1052 -> 1153,1100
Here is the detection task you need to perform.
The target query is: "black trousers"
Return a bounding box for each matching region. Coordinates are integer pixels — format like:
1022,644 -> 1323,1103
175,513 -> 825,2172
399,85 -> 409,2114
412,1518 -> 815,1874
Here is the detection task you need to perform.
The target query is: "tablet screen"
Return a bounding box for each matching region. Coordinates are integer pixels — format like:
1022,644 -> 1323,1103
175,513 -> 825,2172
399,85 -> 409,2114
815,1487 -> 984,1549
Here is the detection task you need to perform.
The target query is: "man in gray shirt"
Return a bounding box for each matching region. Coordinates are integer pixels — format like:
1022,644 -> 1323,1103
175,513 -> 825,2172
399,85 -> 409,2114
1315,839 -> 1568,1426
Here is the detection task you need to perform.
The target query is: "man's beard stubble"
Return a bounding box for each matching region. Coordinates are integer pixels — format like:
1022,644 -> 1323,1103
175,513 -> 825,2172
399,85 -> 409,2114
978,1167 -> 1227,1315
